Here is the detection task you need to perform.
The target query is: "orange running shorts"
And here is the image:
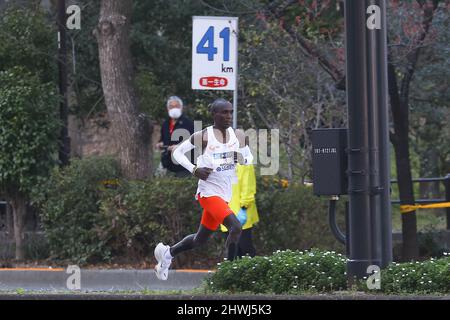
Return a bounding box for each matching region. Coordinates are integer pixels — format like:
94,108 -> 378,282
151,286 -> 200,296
198,195 -> 234,231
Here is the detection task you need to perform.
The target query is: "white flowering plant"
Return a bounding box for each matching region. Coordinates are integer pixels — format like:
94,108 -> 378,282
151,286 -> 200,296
205,249 -> 450,295
205,249 -> 347,294
379,254 -> 450,294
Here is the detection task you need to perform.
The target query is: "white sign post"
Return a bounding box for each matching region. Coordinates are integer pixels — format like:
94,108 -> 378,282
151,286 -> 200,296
192,16 -> 239,128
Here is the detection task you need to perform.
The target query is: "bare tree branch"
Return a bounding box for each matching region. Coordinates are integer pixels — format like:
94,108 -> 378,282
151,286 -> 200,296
263,1 -> 345,86
399,0 -> 439,105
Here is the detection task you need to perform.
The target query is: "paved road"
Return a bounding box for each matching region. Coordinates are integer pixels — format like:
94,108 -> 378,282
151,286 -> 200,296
0,293 -> 449,300
1,269 -> 449,300
0,268 -> 210,292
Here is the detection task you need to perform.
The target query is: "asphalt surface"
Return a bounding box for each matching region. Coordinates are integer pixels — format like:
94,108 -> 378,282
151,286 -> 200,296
1,268 -> 449,300
0,268 -> 210,292
0,293 -> 449,300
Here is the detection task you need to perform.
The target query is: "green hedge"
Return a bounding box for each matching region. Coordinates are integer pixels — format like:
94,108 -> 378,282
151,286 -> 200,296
34,156 -> 450,294
206,249 -> 450,295
207,249 -> 347,294
97,177 -> 221,267
35,156 -> 121,264
35,156 -> 221,265
35,156 -> 345,265
254,177 -> 346,254
381,255 -> 450,294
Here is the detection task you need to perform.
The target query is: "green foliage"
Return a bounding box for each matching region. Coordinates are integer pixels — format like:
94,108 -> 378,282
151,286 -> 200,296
206,249 -> 347,294
389,1 -> 450,177
417,229 -> 449,258
35,158 -> 210,265
34,158 -> 345,265
35,156 -> 121,264
131,0 -> 210,121
380,255 -> 450,294
69,0 -> 223,121
0,5 -> 56,82
207,249 -> 450,295
264,0 -> 344,39
135,68 -> 167,120
209,255 -> 273,294
408,2 -> 450,177
98,177 -> 202,260
255,176 -> 346,254
67,0 -> 104,117
239,19 -> 346,178
0,67 -> 60,196
0,4 -> 60,198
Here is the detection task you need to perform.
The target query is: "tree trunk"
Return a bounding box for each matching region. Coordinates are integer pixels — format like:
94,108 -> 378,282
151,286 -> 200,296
10,194 -> 27,261
94,0 -> 152,180
388,63 -> 419,261
393,133 -> 419,260
5,201 -> 14,239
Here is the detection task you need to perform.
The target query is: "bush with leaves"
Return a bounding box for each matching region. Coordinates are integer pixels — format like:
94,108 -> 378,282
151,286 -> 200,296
0,67 -> 60,260
255,177 -> 346,255
36,160 -> 220,266
379,254 -> 450,294
207,249 -> 450,295
0,6 -> 56,82
98,177 -> 211,265
35,156 -> 121,264
0,67 -> 60,195
209,256 -> 273,294
35,163 -> 348,265
206,249 -> 347,294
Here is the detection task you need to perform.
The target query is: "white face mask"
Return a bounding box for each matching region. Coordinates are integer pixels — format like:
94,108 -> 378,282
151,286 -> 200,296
168,108 -> 182,119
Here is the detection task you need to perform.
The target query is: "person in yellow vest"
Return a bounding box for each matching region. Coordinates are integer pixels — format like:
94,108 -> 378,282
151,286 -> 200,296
220,163 -> 259,258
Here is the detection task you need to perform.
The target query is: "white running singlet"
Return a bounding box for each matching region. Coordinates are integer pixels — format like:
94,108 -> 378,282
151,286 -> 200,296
196,126 -> 239,202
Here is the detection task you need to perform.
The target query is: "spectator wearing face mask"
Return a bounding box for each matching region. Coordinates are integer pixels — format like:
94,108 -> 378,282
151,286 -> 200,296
155,96 -> 194,177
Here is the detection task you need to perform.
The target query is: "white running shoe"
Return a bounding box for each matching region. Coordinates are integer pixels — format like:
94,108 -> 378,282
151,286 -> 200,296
154,242 -> 172,280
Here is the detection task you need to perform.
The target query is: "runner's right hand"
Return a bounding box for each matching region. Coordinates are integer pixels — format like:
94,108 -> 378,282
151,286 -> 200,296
194,167 -> 213,180
155,142 -> 164,150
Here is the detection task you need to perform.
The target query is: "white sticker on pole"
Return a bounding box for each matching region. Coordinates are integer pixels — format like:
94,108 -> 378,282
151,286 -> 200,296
192,16 -> 238,91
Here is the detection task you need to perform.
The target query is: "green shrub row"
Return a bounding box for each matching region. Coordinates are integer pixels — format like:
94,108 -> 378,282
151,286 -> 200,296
380,254 -> 450,294
206,249 -> 347,294
254,177 -> 346,254
206,249 -> 450,295
34,156 -> 345,265
34,156 -> 121,264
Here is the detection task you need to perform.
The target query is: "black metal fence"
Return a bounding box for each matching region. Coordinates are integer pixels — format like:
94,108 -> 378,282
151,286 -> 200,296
390,174 -> 450,231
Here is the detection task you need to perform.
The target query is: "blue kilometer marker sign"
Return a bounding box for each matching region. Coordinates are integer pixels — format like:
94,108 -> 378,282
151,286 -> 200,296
192,16 -> 238,91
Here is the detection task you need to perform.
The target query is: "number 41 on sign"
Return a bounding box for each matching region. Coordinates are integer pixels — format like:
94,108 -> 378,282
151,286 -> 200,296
192,16 -> 238,91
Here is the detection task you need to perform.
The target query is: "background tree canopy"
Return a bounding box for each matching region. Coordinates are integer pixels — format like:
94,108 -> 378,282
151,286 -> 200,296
2,0 -> 447,186
0,3 -> 60,260
0,0 -> 448,262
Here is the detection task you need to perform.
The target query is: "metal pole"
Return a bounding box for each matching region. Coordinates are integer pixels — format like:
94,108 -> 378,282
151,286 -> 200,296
344,0 -> 372,280
445,174 -> 450,231
374,0 -> 392,268
233,18 -> 239,129
366,0 -> 382,269
233,89 -> 238,129
57,0 -> 70,166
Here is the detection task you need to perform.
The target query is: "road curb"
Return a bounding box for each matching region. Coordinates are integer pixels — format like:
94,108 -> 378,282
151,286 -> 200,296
0,293 -> 449,300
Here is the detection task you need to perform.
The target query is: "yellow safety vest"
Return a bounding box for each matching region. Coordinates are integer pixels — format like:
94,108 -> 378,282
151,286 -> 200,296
220,164 -> 259,232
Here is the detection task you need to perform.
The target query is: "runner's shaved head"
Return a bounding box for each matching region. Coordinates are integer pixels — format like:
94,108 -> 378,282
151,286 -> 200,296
209,98 -> 231,114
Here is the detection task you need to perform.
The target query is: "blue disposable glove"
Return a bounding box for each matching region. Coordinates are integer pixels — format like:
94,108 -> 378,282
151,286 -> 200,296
236,207 -> 247,226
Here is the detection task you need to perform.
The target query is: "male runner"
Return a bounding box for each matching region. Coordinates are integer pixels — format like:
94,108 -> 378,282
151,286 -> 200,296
154,98 -> 253,280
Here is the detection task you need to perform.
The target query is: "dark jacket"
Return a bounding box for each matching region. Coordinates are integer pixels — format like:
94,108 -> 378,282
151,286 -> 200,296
160,114 -> 195,173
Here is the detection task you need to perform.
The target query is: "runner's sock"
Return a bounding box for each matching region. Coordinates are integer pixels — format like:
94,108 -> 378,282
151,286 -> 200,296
227,243 -> 238,261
